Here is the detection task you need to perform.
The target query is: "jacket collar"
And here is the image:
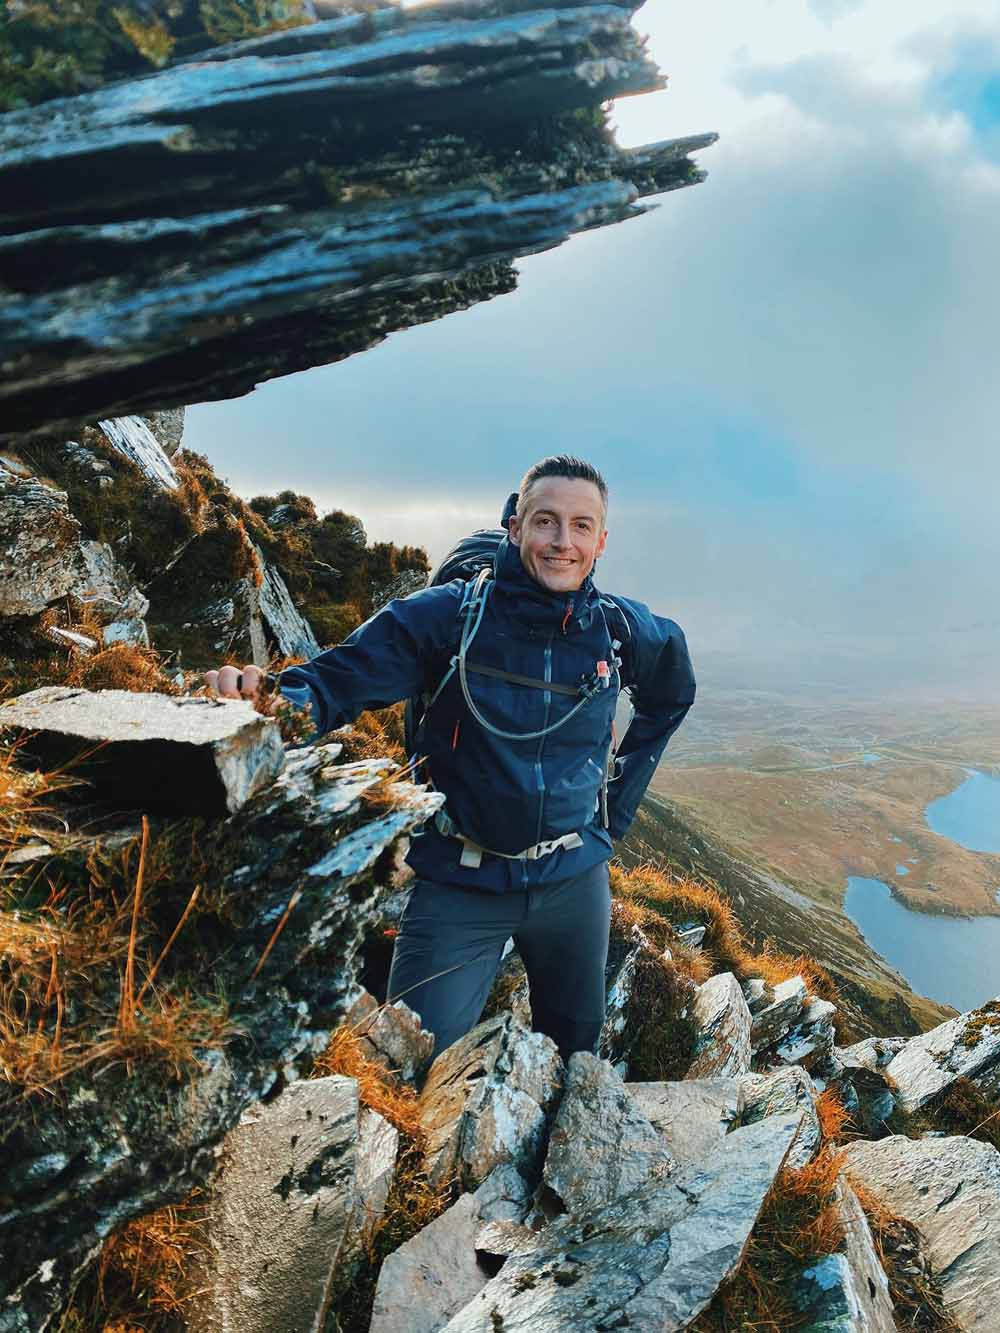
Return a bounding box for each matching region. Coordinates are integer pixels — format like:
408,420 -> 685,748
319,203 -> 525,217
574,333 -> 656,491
492,536 -> 600,632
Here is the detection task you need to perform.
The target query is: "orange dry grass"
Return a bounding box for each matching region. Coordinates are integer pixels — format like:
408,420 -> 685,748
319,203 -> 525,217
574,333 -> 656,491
611,861 -> 844,1012
691,1095 -> 851,1331
311,1022 -> 422,1141
1,807 -> 236,1107
334,704 -> 407,766
64,644 -> 179,695
66,1192 -> 209,1331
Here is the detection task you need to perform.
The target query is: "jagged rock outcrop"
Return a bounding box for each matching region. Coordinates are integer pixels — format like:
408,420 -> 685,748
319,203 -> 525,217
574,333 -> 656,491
883,997 -> 1000,1112
686,971 -> 752,1078
0,731 -> 442,1331
0,470 -> 84,616
0,0 -> 715,442
843,1134 -> 1000,1330
542,1052 -> 674,1213
739,1064 -> 822,1170
419,1014 -> 563,1189
440,1112 -> 804,1331
0,687 -> 285,814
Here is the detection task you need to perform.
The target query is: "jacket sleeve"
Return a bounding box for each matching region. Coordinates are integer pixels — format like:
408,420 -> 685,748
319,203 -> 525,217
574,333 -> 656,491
277,582 -> 463,736
605,599 -> 696,840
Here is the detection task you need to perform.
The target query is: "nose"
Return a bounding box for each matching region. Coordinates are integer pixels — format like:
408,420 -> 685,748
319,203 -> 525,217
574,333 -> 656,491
550,520 -> 572,549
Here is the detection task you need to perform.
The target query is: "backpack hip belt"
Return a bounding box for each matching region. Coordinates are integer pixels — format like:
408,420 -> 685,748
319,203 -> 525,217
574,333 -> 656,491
434,808 -> 584,869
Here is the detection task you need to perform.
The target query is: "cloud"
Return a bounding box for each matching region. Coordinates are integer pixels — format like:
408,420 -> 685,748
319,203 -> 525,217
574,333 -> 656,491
806,0 -> 865,25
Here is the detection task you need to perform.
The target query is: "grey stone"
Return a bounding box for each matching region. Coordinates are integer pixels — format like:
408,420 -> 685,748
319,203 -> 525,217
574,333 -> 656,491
842,1134 -> 1000,1329
142,407 -> 185,456
189,1075 -> 359,1333
356,1108 -> 399,1230
739,1065 -> 822,1169
792,1176 -> 894,1333
73,539 -> 149,626
419,1015 -> 563,1190
773,996 -> 838,1071
837,1037 -> 907,1071
255,546 -> 321,660
543,1053 -> 674,1214
345,988 -> 435,1085
97,416 -> 180,490
0,474 -> 82,616
742,976 -> 773,1014
599,919 -> 650,1070
474,1219 -> 539,1261
0,687 -> 285,815
473,1164 -> 533,1225
676,924 -> 706,948
686,971 -> 752,1079
441,1112 -> 805,1332
750,974 -> 808,1050
827,1059 -> 897,1135
625,1077 -> 742,1168
884,998 -> 1000,1112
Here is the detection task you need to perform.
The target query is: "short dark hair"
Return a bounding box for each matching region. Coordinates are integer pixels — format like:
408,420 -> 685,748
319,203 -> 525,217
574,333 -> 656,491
517,455 -> 608,520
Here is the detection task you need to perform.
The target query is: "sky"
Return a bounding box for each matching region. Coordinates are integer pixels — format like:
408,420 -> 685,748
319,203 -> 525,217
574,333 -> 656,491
184,0 -> 1000,696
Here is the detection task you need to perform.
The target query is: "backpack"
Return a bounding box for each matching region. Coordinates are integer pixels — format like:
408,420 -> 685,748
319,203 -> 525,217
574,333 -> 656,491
404,494 -> 632,828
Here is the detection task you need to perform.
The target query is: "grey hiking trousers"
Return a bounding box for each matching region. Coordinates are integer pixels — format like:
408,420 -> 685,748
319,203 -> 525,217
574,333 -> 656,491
386,861 -> 611,1063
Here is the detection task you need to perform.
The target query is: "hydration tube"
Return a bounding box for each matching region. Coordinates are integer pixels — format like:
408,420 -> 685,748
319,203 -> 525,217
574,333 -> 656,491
455,572 -> 620,743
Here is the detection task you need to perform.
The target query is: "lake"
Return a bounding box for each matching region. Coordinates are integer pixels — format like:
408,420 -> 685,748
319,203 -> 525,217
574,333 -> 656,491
842,767 -> 1000,1013
925,768 -> 1000,854
843,877 -> 1000,1012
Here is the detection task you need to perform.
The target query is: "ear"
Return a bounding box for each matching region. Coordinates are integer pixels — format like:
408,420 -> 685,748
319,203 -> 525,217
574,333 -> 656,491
507,514 -> 522,546
595,528 -> 608,559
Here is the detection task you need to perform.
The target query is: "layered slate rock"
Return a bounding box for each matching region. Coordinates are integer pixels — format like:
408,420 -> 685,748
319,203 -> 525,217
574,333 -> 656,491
791,1178 -> 896,1333
739,1065 -> 821,1170
842,1135 -> 1000,1330
838,1036 -> 907,1071
257,548 -> 322,661
884,998 -> 1000,1112
98,416 -> 180,490
772,995 -> 838,1071
0,0 -> 715,442
543,1053 -> 674,1213
625,1077 -> 742,1169
356,1108 -> 400,1232
345,988 -> 435,1085
0,741 -> 443,1331
0,472 -> 83,616
686,971 -> 752,1079
749,975 -> 807,1051
441,1112 -> 804,1332
370,1166 -> 531,1333
419,1015 -> 563,1189
187,1075 -> 360,1333
0,687 -> 285,815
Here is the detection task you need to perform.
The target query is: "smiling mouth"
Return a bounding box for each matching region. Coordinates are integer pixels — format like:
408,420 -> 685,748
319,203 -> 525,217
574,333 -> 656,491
542,556 -> 575,566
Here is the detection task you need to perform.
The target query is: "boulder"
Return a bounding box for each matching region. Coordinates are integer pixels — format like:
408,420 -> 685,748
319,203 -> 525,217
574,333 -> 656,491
419,1015 -> 563,1190
825,1058 -> 896,1135
625,1077 -> 742,1168
187,1075 -> 360,1333
369,1167 -> 531,1333
142,407 -> 185,456
842,1134 -> 1000,1330
686,972 -> 752,1079
73,538 -> 150,643
791,1178 -> 896,1332
599,918 -> 651,1071
739,1065 -> 822,1169
356,1108 -> 399,1230
543,1053 -> 674,1214
344,989 -> 435,1085
742,977 -> 773,1015
0,687 -> 285,815
749,975 -> 807,1051
772,996 -> 838,1072
441,1112 -> 804,1332
97,416 -> 180,490
884,998 -> 1000,1112
256,549 -> 321,660
0,473 -> 82,616
837,1037 -> 907,1071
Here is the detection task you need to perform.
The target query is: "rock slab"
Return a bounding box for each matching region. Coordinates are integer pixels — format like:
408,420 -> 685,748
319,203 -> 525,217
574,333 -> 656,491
686,971 -> 752,1079
189,1075 -> 359,1333
626,1077 -> 742,1168
441,1112 -> 804,1332
843,1134 -> 1000,1329
791,1178 -> 896,1332
885,998 -> 1000,1112
544,1053 -> 674,1213
0,687 -> 285,814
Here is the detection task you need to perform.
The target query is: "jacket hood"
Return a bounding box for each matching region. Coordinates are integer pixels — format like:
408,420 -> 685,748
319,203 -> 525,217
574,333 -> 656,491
492,535 -> 601,632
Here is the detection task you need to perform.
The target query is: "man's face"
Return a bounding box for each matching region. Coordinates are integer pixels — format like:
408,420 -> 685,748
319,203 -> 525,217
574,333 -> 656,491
507,476 -> 608,594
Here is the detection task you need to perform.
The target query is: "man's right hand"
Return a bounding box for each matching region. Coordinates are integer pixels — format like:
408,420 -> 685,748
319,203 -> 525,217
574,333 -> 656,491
204,663 -> 267,702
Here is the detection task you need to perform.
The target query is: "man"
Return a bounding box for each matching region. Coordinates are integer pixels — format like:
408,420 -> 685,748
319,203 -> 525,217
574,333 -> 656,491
207,456 -> 694,1061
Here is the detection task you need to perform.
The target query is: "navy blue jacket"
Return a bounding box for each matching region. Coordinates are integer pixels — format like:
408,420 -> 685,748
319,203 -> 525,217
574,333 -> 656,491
280,538 -> 695,891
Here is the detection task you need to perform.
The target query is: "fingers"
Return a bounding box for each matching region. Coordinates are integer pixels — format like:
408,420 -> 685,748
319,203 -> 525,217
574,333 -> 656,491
205,665 -> 265,700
